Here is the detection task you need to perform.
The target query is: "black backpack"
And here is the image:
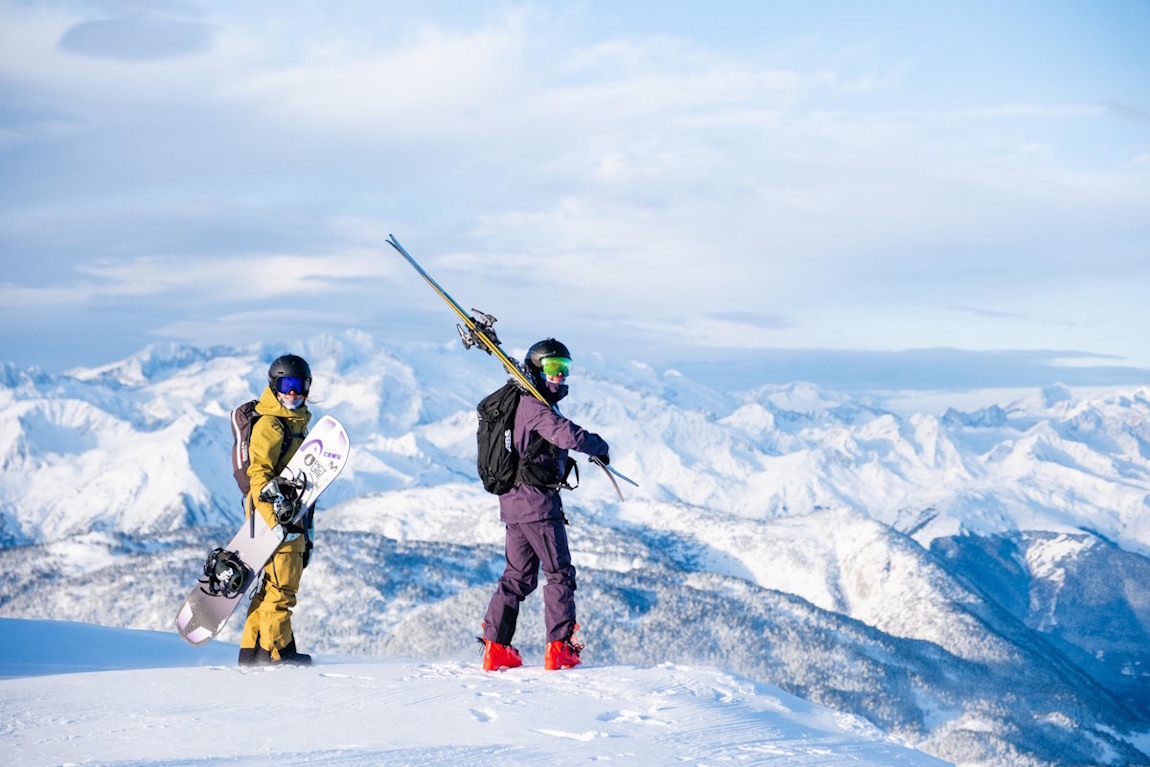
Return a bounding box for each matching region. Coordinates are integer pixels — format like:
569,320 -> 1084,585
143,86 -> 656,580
476,383 -> 523,495
476,383 -> 578,495
230,400 -> 291,496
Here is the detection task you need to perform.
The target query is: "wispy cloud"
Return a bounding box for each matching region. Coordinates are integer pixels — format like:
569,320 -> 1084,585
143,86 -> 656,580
950,306 -> 1032,321
1104,101 -> 1150,123
0,1 -> 1147,381
0,118 -> 85,151
705,311 -> 795,330
58,16 -> 218,62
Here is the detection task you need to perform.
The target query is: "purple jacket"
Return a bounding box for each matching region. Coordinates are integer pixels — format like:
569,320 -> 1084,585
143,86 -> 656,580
498,382 -> 609,524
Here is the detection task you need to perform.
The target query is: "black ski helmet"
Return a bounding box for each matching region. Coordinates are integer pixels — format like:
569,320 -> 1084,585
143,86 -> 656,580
525,338 -> 571,381
268,354 -> 311,395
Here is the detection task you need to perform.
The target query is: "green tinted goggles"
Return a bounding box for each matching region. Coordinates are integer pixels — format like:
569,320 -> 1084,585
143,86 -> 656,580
540,356 -> 571,378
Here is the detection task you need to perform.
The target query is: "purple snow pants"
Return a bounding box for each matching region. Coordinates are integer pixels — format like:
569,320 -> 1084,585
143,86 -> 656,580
483,519 -> 577,645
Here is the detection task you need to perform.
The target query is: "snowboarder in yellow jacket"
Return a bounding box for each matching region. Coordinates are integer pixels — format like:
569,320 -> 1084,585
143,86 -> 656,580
238,354 -> 314,665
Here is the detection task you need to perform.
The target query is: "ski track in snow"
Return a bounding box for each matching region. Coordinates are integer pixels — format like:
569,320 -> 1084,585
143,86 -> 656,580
0,622 -> 948,767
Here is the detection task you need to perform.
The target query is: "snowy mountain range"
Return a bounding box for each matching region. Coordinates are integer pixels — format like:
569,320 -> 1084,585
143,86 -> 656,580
2,330 -> 1149,767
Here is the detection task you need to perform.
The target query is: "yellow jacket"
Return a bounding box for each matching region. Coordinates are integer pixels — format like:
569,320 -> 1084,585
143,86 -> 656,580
246,386 -> 312,530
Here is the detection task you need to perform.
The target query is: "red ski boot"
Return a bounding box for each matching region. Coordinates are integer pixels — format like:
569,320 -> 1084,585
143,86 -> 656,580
482,639 -> 523,671
544,627 -> 584,671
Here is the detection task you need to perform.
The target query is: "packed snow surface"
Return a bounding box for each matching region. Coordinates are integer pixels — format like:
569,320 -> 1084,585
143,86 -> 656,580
0,619 -> 949,767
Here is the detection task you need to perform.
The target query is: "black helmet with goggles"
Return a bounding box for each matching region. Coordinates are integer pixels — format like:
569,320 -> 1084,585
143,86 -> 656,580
268,354 -> 311,397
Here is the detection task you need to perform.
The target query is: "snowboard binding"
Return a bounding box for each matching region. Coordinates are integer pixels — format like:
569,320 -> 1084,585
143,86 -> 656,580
202,547 -> 250,598
275,474 -> 308,524
259,475 -> 308,524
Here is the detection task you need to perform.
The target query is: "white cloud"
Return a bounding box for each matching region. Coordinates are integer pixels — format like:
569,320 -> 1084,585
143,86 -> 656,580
58,16 -> 217,62
0,1 -> 1147,376
111,250 -> 392,298
0,250 -> 396,310
0,119 -> 86,151
0,282 -> 96,309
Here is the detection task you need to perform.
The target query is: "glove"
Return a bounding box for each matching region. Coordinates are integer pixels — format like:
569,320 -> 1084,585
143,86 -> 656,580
302,539 -> 313,569
275,496 -> 302,524
592,453 -> 610,466
259,479 -> 301,524
258,478 -> 284,504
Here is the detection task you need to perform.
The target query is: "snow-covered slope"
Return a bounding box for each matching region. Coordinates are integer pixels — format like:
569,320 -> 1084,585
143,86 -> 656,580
0,618 -> 953,767
2,331 -> 1149,767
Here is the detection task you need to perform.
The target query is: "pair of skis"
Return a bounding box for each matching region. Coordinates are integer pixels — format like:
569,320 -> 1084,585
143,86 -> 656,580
387,234 -> 638,500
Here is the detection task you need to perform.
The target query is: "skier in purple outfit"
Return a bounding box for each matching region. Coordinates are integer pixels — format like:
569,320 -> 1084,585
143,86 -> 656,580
481,338 -> 609,671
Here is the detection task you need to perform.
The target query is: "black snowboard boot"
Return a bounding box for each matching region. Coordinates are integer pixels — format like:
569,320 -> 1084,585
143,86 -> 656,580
238,645 -> 272,666
275,638 -> 312,666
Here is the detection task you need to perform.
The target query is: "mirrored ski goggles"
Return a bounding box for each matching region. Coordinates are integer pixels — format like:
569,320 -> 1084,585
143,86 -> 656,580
540,357 -> 571,378
274,375 -> 310,395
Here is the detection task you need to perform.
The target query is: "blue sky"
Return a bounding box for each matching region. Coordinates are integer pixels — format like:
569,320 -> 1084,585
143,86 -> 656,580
1,1 -> 1147,390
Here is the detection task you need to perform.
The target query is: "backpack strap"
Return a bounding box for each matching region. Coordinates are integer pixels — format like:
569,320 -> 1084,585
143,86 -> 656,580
561,457 -> 579,490
516,436 -> 578,491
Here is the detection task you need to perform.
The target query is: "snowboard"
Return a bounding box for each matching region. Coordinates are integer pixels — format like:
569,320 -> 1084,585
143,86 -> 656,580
175,414 -> 350,647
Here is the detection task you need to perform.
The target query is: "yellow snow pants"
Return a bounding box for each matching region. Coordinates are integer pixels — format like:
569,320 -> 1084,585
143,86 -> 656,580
239,534 -> 306,659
